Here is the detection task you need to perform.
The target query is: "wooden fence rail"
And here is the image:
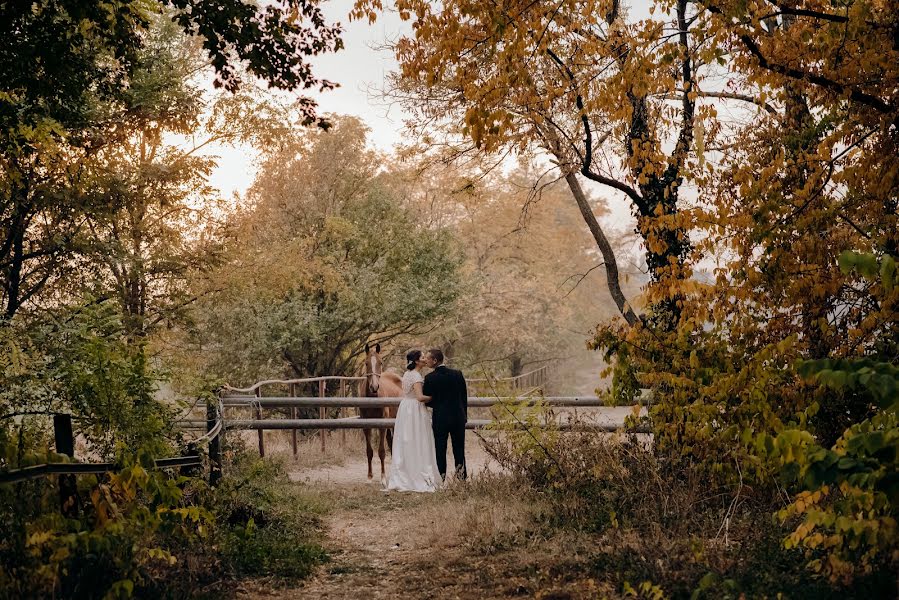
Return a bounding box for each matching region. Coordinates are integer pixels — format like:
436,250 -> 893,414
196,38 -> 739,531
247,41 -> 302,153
0,456 -> 204,485
217,396 -> 607,408
1,406 -> 224,518
224,418 -> 649,433
181,390 -> 646,457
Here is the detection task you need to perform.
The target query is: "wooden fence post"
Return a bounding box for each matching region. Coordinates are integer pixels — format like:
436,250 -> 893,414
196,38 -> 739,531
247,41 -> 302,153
207,402 -> 222,485
53,414 -> 78,518
255,387 -> 265,457
290,383 -> 298,459
319,379 -> 326,453
339,380 -> 346,448
181,442 -> 201,479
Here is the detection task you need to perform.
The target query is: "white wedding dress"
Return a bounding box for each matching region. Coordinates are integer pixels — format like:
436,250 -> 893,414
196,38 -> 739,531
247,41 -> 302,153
385,370 -> 440,492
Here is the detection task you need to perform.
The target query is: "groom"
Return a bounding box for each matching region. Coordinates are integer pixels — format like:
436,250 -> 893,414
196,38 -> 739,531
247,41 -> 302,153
422,348 -> 468,480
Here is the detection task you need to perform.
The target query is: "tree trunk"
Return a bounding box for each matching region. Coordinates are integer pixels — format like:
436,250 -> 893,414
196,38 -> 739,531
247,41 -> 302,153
510,354 -> 523,377
563,173 -> 639,326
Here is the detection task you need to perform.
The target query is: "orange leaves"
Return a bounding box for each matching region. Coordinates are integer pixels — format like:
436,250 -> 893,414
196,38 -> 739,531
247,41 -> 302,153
349,1 -> 384,24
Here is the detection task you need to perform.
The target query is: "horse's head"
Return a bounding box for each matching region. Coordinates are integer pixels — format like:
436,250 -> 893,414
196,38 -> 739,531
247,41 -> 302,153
363,343 -> 382,396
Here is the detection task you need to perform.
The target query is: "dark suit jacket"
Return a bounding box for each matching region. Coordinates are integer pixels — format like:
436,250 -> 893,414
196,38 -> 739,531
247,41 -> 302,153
423,365 -> 468,427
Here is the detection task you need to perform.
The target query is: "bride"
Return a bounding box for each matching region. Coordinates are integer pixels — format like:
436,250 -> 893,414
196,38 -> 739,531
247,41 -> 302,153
385,349 -> 441,492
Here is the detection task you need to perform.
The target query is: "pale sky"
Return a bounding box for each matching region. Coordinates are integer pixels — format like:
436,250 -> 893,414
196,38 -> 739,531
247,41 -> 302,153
205,1 -> 654,245
206,1 -> 410,201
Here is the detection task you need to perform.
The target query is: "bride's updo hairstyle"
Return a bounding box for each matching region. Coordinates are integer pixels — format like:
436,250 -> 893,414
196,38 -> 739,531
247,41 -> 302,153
406,349 -> 422,371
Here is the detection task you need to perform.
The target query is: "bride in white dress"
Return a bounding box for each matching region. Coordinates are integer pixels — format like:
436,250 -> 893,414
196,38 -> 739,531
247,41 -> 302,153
385,349 -> 441,492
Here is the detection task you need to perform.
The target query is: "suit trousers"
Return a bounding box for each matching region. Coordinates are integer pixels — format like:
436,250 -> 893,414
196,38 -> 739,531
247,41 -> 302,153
432,419 -> 466,480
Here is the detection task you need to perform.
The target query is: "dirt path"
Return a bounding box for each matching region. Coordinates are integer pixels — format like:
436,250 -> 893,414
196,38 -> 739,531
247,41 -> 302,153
285,438 -> 489,595
238,440 -> 498,599
241,409 -> 639,598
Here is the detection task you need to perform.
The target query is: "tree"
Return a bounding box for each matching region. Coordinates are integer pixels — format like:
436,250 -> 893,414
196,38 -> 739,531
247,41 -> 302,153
0,0 -> 342,319
73,18 -> 306,338
190,117 -> 463,384
353,0 -> 721,328
395,160 -> 641,385
589,1 -> 898,580
634,0 -> 899,453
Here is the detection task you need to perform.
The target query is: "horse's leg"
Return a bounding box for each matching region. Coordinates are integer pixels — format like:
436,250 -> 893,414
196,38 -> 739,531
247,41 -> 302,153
363,428 -> 374,480
378,428 -> 387,485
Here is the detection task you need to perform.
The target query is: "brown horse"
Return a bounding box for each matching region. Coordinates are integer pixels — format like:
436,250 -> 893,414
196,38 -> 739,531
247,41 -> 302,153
361,343 -> 401,483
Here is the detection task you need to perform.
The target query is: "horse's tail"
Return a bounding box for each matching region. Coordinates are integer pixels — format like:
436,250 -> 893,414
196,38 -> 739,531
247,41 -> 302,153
381,370 -> 402,387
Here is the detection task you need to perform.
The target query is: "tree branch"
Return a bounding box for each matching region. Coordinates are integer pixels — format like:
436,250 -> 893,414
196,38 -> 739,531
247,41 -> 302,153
673,90 -> 777,114
544,47 -> 646,212
702,1 -> 895,116
668,0 -> 696,181
762,2 -> 848,23
562,172 -> 638,326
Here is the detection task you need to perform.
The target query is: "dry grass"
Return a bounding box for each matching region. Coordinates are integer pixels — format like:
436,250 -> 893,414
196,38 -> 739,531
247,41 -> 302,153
234,424 -> 889,599
396,471 -> 548,555
258,451 -> 602,599
228,428 -> 361,471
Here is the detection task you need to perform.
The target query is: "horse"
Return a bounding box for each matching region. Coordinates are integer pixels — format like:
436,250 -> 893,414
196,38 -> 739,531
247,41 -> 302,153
361,343 -> 401,483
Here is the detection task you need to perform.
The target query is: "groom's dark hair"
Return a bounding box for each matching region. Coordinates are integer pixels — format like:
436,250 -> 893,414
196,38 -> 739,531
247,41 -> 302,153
428,348 -> 444,364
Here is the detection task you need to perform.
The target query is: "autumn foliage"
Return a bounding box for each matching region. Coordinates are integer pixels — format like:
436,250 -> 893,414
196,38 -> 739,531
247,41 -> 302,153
356,0 -> 898,588
0,0 -> 896,595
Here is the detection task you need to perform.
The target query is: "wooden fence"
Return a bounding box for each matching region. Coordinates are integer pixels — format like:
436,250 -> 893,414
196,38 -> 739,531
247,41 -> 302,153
196,367 -> 553,455
172,375 -> 647,457
217,375 -> 367,457
467,365 -> 550,394
0,406 -> 225,517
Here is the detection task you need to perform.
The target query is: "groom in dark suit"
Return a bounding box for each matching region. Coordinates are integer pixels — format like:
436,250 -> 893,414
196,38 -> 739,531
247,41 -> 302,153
422,348 -> 468,480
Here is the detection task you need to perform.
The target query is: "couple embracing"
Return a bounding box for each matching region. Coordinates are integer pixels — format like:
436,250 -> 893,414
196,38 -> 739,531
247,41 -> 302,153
385,348 -> 468,493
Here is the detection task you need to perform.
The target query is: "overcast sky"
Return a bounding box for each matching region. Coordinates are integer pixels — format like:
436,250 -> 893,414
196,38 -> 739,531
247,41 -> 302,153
205,1 -> 657,248
205,2 -> 409,200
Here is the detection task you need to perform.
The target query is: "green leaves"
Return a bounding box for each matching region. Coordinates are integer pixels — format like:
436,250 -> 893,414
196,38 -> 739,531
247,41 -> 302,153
0,299 -> 172,458
838,250 -> 898,293
773,354 -> 899,582
196,117 -> 463,382
797,358 -> 899,410
882,256 -> 897,294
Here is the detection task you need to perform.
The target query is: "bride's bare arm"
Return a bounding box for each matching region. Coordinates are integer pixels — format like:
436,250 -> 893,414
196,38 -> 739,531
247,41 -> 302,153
413,382 -> 431,403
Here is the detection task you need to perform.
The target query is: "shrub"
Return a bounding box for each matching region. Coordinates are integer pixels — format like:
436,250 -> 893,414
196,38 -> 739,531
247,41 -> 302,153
483,415 -> 895,598
0,302 -> 325,597
762,358 -> 899,585
210,450 -> 328,581
0,452 -> 212,599
0,300 -> 173,460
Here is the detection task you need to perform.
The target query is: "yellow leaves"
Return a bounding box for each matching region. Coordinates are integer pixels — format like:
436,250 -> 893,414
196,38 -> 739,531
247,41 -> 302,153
4,338 -> 28,376
91,486 -> 114,526
25,530 -> 55,548
349,0 -> 384,23
145,547 -> 177,566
